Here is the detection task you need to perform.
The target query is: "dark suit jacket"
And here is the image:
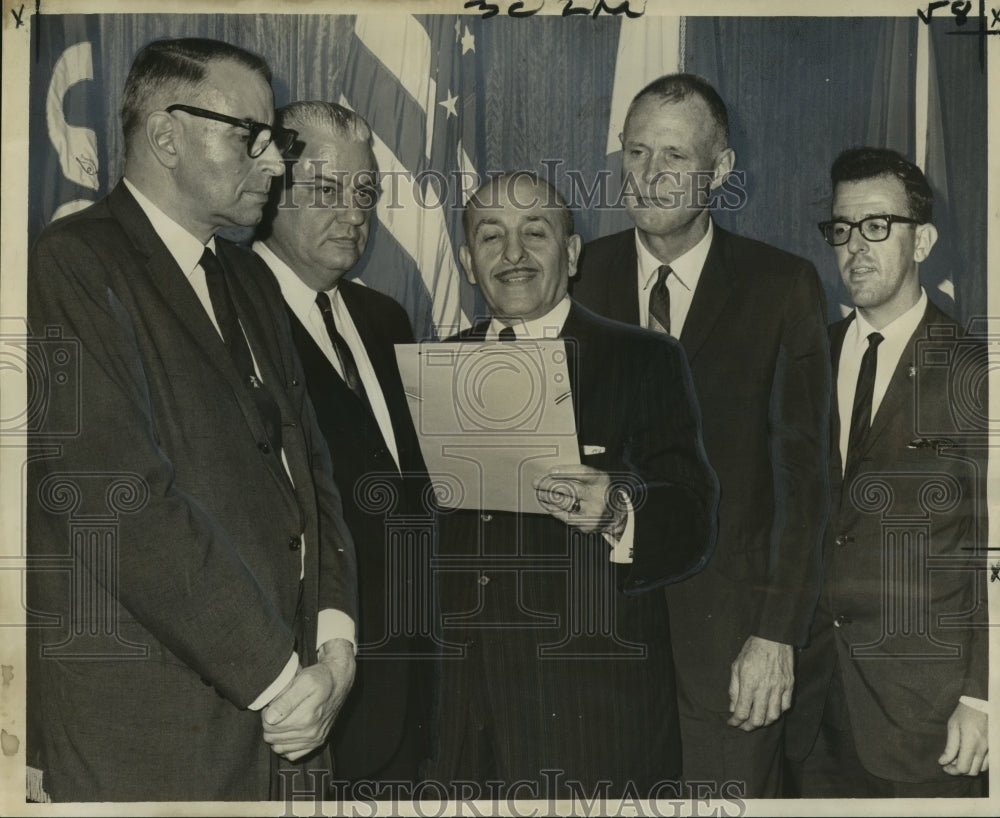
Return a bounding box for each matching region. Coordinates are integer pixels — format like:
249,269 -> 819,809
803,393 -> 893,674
786,301 -> 988,782
434,301 -> 719,789
572,226 -> 830,710
279,277 -> 434,779
26,182 -> 357,801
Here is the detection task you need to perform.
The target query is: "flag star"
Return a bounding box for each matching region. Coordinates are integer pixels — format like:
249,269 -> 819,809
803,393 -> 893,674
439,90 -> 458,118
461,25 -> 476,54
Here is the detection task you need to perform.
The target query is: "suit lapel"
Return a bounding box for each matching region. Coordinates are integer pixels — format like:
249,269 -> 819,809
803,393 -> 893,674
861,303 -> 938,457
607,231 -> 641,325
679,225 -> 736,361
338,284 -> 409,457
828,315 -> 852,495
107,184 -> 267,407
107,184 -> 293,494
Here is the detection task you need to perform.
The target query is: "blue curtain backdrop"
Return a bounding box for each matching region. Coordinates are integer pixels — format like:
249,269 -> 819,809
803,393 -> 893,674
28,13 -> 988,334
684,16 -> 988,327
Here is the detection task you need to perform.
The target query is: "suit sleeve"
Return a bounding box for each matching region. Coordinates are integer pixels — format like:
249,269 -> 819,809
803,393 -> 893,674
291,330 -> 360,628
29,232 -> 296,708
756,261 -> 831,647
622,337 -> 720,594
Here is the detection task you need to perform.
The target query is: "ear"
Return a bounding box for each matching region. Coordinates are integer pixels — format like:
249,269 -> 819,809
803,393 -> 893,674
146,111 -> 180,169
458,244 -> 477,285
710,147 -> 736,191
566,233 -> 583,279
913,222 -> 938,263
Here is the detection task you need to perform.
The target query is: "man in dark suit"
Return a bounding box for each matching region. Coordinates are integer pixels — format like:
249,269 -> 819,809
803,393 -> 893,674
785,147 -> 989,797
571,73 -> 830,796
253,101 -> 434,789
27,39 -> 357,801
426,172 -> 719,798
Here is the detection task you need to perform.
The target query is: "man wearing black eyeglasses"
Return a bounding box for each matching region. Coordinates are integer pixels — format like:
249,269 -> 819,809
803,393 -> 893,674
785,147 -> 989,797
27,38 -> 358,801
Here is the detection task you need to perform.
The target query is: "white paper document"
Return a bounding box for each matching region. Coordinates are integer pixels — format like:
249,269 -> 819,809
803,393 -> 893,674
395,340 -> 581,514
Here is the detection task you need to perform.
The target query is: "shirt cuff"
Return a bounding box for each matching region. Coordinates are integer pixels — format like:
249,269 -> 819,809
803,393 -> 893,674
604,494 -> 635,564
247,651 -> 299,711
317,608 -> 357,654
959,696 -> 989,713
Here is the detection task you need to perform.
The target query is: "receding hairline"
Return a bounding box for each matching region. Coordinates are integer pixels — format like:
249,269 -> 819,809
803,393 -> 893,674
463,173 -> 575,239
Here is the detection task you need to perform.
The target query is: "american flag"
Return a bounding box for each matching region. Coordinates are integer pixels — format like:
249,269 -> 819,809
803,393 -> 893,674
341,13 -> 488,340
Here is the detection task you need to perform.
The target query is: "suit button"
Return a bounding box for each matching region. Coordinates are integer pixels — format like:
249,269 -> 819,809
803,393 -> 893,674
482,513 -> 493,522
479,574 -> 490,586
290,378 -> 300,387
258,441 -> 271,454
834,535 -> 854,547
288,536 -> 301,551
833,615 -> 851,628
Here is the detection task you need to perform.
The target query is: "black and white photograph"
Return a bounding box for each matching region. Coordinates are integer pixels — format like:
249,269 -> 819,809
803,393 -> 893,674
0,0 -> 995,814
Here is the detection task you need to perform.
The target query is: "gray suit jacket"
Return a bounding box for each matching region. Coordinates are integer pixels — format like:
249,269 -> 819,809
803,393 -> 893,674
27,181 -> 357,801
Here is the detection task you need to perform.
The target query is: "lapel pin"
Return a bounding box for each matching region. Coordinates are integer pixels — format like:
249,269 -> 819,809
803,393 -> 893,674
907,365 -> 916,378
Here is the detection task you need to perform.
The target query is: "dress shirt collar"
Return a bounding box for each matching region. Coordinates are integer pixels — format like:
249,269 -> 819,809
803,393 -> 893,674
124,177 -> 214,276
253,240 -> 335,319
635,217 -> 713,295
487,295 -> 572,340
846,288 -> 927,354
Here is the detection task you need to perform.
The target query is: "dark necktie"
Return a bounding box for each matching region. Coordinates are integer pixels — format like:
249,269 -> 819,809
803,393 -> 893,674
846,331 -> 884,473
497,326 -> 517,342
315,291 -> 368,406
648,265 -> 672,335
200,247 -> 282,452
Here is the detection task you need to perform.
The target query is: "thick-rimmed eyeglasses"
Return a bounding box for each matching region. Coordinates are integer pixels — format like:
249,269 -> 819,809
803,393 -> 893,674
165,104 -> 298,158
817,214 -> 922,246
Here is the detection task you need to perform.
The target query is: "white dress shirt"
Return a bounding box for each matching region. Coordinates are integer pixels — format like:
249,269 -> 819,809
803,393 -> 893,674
253,241 -> 402,471
635,219 -> 713,337
124,179 -> 354,710
492,296 -> 635,563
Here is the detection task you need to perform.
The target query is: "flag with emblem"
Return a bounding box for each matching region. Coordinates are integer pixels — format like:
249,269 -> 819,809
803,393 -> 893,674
28,14 -> 105,246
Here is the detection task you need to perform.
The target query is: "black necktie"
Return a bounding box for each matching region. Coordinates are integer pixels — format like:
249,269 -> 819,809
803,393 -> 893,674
315,291 -> 368,406
200,247 -> 282,452
648,265 -> 672,335
846,331 -> 884,473
498,327 -> 517,342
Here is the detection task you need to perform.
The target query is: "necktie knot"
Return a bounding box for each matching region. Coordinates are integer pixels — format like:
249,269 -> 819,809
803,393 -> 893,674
867,331 -> 884,349
315,290 -> 333,318
498,326 -> 517,342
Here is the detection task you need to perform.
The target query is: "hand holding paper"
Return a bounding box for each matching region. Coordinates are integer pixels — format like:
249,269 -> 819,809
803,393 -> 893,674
534,463 -> 627,536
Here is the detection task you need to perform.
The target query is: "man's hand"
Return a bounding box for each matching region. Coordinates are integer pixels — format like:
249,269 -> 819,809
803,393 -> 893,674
727,635 -> 793,731
938,702 -> 989,776
533,464 -> 626,536
261,638 -> 356,761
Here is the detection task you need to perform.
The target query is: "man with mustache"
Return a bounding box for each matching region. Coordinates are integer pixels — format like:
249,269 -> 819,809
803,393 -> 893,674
427,172 -> 718,797
785,147 -> 988,797
254,101 -> 435,791
27,39 -> 358,801
572,74 -> 830,796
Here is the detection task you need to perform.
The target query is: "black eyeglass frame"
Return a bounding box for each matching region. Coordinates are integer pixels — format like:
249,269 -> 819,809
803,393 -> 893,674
817,214 -> 923,246
165,104 -> 297,158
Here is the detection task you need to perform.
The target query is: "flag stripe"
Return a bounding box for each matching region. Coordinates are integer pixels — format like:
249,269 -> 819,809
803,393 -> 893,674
342,37 -> 427,174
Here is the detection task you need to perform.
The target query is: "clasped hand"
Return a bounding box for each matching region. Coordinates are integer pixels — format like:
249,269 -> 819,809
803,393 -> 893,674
261,638 -> 355,761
